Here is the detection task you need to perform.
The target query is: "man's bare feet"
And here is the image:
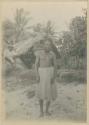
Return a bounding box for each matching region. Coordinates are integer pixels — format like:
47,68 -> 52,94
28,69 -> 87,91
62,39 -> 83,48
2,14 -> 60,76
39,112 -> 44,117
46,111 -> 51,116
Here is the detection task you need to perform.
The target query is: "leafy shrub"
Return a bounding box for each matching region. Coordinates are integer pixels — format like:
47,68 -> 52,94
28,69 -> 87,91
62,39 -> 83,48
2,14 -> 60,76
56,70 -> 86,83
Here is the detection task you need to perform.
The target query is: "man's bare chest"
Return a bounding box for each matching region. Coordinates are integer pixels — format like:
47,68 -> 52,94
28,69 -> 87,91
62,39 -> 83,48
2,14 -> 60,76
40,53 -> 52,61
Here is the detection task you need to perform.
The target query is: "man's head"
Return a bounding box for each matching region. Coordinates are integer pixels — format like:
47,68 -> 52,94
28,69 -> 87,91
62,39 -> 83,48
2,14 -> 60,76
44,38 -> 52,52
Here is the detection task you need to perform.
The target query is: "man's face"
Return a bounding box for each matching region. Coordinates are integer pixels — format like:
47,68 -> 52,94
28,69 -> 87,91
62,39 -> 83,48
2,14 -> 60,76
44,40 -> 51,52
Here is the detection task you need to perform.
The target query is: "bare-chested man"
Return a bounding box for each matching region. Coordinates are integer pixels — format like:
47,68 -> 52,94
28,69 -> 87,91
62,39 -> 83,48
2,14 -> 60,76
35,39 -> 57,117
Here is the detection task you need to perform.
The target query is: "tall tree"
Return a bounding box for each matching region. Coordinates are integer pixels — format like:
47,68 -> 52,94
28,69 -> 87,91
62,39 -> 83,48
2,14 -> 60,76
3,8 -> 32,66
59,9 -> 87,69
3,8 -> 32,45
69,15 -> 87,57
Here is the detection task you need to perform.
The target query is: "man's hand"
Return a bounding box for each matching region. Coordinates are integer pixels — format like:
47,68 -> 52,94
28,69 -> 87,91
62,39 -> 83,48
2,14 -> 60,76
35,54 -> 40,83
51,77 -> 55,84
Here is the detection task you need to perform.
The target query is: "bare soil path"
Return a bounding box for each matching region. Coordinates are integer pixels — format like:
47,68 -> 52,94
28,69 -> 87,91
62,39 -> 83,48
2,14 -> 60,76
4,80 -> 86,122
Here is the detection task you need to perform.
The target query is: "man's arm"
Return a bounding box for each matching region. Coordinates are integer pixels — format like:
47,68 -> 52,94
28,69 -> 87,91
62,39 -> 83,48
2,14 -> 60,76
35,54 -> 40,82
53,53 -> 57,80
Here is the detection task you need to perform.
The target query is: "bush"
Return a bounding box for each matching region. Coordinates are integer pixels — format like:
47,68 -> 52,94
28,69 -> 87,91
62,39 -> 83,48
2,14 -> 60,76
56,70 -> 86,83
19,47 -> 36,69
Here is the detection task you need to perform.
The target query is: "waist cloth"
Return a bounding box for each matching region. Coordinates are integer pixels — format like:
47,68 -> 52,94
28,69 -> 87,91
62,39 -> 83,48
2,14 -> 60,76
36,67 -> 57,101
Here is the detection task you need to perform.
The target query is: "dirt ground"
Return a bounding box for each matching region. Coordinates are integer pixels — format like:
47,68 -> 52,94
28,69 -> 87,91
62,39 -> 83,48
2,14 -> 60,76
3,72 -> 87,122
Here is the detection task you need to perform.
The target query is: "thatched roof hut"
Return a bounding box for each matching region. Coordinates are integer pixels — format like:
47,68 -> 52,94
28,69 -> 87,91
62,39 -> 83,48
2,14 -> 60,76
4,32 -> 60,67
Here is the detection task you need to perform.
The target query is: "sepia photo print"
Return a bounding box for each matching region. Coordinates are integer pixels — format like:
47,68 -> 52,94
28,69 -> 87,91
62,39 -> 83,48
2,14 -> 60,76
0,0 -> 87,123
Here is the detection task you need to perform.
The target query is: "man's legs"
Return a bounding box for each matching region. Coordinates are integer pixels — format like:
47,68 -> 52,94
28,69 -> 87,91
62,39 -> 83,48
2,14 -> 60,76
46,101 -> 51,115
39,99 -> 44,117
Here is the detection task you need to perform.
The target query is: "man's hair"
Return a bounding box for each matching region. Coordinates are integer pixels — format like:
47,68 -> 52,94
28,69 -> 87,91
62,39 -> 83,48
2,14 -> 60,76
44,37 -> 60,58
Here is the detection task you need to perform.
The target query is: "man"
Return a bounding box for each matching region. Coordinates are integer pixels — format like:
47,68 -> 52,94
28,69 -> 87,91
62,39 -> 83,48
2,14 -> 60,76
35,39 -> 57,117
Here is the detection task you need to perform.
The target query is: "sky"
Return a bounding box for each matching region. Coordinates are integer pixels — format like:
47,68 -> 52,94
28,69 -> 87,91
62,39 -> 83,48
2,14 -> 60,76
1,1 -> 87,33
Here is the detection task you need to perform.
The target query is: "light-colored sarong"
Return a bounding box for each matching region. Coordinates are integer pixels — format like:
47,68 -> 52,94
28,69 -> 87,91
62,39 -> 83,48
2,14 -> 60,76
37,67 -> 57,101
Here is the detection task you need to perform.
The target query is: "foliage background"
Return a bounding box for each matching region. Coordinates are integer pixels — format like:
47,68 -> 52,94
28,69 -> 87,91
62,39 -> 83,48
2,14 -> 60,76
3,8 -> 87,83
